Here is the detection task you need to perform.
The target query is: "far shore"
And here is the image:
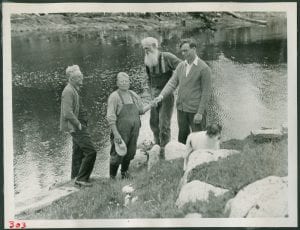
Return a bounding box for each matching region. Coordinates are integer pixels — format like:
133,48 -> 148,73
10,12 -> 284,36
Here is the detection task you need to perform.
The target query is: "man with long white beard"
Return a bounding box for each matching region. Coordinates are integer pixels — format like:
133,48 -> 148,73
141,37 -> 181,158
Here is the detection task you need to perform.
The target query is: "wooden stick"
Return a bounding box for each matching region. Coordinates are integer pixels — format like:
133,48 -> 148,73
225,12 -> 267,25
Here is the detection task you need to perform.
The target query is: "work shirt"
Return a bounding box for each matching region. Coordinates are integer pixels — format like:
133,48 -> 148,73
106,90 -> 144,125
185,56 -> 199,77
146,51 -> 181,91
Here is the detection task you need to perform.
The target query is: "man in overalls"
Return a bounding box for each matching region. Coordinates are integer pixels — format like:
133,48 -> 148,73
107,72 -> 153,179
141,37 -> 181,158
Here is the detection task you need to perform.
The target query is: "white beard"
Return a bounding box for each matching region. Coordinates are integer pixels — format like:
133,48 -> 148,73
144,49 -> 159,68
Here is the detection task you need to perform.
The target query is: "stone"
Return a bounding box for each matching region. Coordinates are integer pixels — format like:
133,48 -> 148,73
176,180 -> 229,208
225,176 -> 288,217
281,123 -> 288,134
184,213 -> 203,218
124,194 -> 131,207
122,184 -> 134,194
185,149 -> 239,174
165,141 -> 186,160
132,196 -> 138,203
131,149 -> 148,168
251,128 -> 283,140
147,145 -> 160,171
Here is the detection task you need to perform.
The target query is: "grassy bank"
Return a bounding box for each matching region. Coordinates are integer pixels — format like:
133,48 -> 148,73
17,135 -> 287,219
17,160 -> 184,219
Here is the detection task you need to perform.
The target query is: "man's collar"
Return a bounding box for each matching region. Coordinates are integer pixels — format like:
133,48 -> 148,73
185,56 -> 199,66
68,82 -> 79,92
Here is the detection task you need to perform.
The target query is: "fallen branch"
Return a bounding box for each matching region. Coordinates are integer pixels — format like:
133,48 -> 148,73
225,12 -> 267,25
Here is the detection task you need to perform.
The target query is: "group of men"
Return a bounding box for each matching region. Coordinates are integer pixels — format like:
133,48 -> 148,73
60,37 -> 212,186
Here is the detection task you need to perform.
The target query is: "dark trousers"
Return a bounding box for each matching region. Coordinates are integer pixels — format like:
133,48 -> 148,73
71,126 -> 97,182
150,94 -> 174,147
109,125 -> 140,177
177,110 -> 207,144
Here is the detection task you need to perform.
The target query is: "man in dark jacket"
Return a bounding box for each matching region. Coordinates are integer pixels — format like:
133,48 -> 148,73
155,40 -> 212,144
60,65 -> 97,187
141,37 -> 181,158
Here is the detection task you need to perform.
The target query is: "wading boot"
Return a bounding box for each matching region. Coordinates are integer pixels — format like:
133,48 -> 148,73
159,147 -> 165,160
110,163 -> 119,179
75,180 -> 93,187
121,171 -> 133,180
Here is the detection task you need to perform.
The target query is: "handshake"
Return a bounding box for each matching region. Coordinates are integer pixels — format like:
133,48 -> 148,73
150,95 -> 163,108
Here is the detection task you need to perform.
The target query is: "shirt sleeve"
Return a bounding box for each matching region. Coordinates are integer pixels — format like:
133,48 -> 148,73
106,92 -> 119,125
61,90 -> 80,127
165,52 -> 182,70
130,91 -> 144,115
198,66 -> 212,114
160,63 -> 181,98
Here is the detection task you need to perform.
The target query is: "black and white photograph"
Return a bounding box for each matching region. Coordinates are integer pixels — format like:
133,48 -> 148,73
2,2 -> 297,229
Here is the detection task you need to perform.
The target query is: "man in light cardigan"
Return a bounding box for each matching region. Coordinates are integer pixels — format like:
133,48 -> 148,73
60,65 -> 97,187
155,40 -> 212,144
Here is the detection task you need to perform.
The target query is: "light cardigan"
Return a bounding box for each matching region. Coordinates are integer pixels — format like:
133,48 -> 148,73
60,83 -> 81,133
160,57 -> 212,114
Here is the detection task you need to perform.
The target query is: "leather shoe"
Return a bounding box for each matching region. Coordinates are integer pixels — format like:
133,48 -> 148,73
121,171 -> 133,180
75,180 -> 93,187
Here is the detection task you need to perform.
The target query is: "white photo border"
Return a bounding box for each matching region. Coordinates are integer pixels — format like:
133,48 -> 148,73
3,2 -> 297,228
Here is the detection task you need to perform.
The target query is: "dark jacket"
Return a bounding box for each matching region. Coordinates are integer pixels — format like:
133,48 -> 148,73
60,83 -> 81,132
146,51 -> 181,90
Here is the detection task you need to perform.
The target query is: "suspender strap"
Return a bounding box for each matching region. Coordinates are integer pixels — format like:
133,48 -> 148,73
161,53 -> 166,73
117,90 -> 125,104
158,53 -> 162,73
128,91 -> 136,104
117,90 -> 135,104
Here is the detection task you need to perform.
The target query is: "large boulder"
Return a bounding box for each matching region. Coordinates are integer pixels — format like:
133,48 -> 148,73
165,141 -> 186,160
131,149 -> 148,168
251,128 -> 283,141
176,180 -> 229,208
147,145 -> 160,171
225,176 -> 288,217
185,149 -> 239,174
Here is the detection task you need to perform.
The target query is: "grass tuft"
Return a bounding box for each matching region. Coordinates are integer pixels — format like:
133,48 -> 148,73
17,159 -> 185,219
187,136 -> 288,192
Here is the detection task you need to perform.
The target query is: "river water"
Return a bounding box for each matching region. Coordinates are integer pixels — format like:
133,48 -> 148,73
12,15 -> 287,201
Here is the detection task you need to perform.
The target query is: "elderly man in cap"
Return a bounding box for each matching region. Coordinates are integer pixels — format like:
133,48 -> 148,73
154,39 -> 212,144
141,37 -> 181,158
60,65 -> 97,187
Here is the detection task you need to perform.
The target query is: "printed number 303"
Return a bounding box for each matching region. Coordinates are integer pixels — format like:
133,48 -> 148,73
9,221 -> 26,229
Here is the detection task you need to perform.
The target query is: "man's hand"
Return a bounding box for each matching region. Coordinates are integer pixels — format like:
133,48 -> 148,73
114,132 -> 122,144
193,113 -> 203,124
150,99 -> 158,108
78,123 -> 82,130
153,95 -> 163,106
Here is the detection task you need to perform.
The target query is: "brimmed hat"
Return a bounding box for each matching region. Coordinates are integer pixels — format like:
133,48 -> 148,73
115,138 -> 127,156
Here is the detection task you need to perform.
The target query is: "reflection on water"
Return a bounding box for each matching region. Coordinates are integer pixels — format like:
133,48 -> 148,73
12,15 -> 287,200
208,54 -> 287,139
